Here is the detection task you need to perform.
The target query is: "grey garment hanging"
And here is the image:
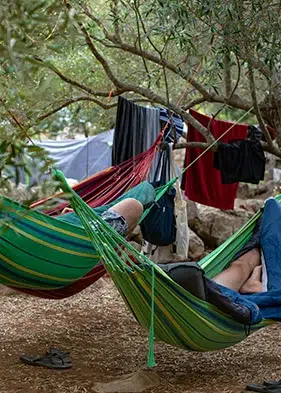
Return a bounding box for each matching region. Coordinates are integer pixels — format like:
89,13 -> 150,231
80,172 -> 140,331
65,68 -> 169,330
147,108 -> 163,181
112,96 -> 160,169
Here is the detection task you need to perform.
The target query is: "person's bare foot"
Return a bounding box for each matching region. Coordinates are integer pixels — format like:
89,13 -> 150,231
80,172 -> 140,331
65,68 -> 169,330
239,265 -> 262,294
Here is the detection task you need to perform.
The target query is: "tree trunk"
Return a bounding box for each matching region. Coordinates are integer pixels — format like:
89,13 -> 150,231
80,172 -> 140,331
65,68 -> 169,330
262,69 -> 281,148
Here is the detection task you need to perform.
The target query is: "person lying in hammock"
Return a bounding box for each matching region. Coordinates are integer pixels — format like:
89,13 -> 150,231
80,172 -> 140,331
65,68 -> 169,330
160,209 -> 264,298
159,246 -> 263,298
63,197 -> 144,238
158,247 -> 264,325
212,247 -> 262,294
63,196 -> 263,295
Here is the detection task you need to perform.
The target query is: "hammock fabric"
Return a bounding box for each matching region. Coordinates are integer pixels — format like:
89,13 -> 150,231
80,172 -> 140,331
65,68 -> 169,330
55,169 -> 279,367
32,134 -> 161,215
0,139 -> 159,299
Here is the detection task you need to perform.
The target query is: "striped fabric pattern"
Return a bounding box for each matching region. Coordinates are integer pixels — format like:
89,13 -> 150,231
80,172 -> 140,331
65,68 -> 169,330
0,196 -> 99,289
59,168 -> 280,357
159,108 -> 184,143
0,139 -> 159,298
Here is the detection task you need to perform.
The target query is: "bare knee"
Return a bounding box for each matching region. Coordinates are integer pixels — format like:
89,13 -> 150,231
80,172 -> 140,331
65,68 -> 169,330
124,198 -> 143,217
112,198 -> 143,216
110,198 -> 143,231
230,259 -> 252,279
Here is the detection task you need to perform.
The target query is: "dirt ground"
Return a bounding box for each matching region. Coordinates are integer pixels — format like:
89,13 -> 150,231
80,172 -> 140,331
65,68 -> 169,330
0,279 -> 281,393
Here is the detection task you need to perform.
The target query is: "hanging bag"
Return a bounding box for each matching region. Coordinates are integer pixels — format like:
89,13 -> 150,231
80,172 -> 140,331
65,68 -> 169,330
170,147 -> 189,258
140,146 -> 177,246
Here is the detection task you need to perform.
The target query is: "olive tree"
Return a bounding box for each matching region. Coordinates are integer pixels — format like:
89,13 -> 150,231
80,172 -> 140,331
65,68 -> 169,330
1,0 -> 281,186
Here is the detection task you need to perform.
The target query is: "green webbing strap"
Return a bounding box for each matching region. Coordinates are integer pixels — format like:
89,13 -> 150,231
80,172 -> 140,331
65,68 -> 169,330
54,167 -> 159,368
147,265 -> 156,368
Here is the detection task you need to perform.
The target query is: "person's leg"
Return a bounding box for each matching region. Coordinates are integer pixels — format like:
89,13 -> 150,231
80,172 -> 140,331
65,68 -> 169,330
213,248 -> 261,291
100,198 -> 143,237
108,198 -> 143,233
239,265 -> 262,294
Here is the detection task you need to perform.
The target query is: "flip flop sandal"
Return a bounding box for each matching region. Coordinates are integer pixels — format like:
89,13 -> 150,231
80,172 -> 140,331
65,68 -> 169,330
20,348 -> 72,370
247,384 -> 281,393
264,382 -> 281,387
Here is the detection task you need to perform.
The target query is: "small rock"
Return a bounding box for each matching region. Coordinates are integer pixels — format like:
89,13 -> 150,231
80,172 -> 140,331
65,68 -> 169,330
186,199 -> 199,226
234,198 -> 264,213
188,229 -> 205,261
237,182 -> 269,200
189,204 -> 253,248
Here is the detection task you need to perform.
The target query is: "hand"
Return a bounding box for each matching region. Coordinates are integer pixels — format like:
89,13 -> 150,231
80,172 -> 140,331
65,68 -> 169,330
62,207 -> 73,214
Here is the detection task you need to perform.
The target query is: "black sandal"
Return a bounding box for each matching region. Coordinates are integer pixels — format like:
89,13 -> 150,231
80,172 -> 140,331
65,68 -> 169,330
264,382 -> 281,387
247,383 -> 281,393
20,348 -> 72,370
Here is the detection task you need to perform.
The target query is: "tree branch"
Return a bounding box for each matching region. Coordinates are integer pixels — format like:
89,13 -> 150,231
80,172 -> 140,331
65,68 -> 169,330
78,4 -> 255,112
248,61 -> 274,147
183,96 -> 206,110
37,96 -> 118,121
185,2 -> 271,80
79,7 -> 229,101
173,136 -> 281,160
173,141 -> 215,151
108,35 -> 252,110
262,141 -> 281,159
95,32 -> 253,110
239,51 -> 271,79
132,0 -> 151,87
80,27 -> 121,88
223,51 -> 232,96
78,22 -> 215,143
110,0 -> 122,42
26,56 -> 125,97
37,96 -> 152,121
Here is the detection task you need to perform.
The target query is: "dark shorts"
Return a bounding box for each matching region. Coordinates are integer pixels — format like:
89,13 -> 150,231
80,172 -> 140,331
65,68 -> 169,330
101,209 -> 129,237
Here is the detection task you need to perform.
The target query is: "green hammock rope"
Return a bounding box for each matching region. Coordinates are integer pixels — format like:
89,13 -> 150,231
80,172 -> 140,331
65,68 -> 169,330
55,168 -> 280,368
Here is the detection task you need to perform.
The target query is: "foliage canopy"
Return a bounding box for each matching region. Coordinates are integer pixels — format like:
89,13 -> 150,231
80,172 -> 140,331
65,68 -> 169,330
1,0 -> 281,185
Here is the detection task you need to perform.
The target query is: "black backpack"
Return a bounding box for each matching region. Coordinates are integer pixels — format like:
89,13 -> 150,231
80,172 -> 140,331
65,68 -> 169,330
140,147 -> 177,246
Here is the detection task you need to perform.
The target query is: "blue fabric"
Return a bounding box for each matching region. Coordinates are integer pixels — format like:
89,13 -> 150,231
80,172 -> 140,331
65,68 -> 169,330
211,283 -> 262,324
212,198 -> 281,325
159,108 -> 184,143
35,130 -> 114,182
259,198 -> 281,291
9,130 -> 114,185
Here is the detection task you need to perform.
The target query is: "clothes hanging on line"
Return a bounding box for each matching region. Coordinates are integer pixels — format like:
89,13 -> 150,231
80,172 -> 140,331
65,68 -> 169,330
248,124 -> 276,141
213,139 -> 265,184
158,108 -> 184,143
181,110 -> 248,210
112,96 -> 160,165
112,97 -> 184,182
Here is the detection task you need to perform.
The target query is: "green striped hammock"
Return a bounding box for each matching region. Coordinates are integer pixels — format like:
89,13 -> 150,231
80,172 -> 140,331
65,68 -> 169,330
0,180 -> 152,292
55,169 -> 280,367
0,196 -> 100,290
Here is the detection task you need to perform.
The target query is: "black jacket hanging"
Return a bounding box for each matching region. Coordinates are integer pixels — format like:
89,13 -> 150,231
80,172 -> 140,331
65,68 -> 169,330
213,138 -> 265,184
